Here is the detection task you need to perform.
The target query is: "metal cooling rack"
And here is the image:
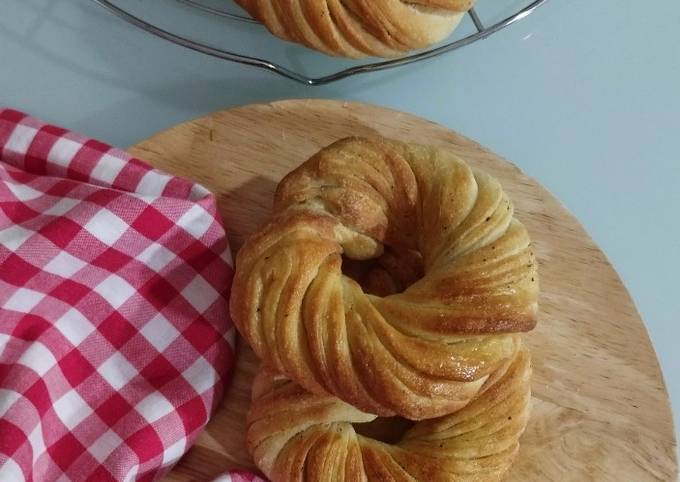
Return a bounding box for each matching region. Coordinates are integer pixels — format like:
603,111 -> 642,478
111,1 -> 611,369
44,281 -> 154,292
92,0 -> 549,86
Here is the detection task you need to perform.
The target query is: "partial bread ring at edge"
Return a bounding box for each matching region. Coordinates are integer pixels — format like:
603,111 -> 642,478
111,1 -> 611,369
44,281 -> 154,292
230,136 -> 539,420
234,1 -> 477,58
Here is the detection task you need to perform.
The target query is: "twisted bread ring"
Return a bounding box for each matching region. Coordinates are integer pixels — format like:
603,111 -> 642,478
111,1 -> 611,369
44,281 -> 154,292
248,346 -> 532,482
234,0 -> 476,58
230,137 -> 538,420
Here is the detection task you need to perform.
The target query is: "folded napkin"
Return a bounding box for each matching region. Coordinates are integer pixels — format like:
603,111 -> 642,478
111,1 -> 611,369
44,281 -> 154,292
0,109 -> 240,481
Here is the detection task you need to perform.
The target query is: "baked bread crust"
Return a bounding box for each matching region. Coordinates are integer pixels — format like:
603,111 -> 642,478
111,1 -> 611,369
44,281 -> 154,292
248,346 -> 532,482
230,137 -> 539,420
234,0 -> 476,58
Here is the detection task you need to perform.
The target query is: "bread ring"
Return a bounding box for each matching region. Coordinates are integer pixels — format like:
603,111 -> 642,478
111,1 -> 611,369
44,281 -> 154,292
247,346 -> 532,482
230,137 -> 538,419
234,0 -> 476,58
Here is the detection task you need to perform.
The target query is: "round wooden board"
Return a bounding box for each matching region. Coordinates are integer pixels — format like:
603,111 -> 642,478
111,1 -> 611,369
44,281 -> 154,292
129,100 -> 677,482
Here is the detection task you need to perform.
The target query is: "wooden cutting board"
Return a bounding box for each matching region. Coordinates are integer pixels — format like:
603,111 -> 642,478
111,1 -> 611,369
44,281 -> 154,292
129,100 -> 677,482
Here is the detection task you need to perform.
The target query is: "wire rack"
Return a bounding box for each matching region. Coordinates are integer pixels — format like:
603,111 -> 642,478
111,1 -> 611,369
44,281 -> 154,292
92,0 -> 549,86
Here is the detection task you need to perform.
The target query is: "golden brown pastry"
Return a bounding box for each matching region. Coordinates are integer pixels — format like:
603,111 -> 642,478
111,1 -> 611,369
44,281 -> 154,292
234,0 -> 476,58
230,137 -> 539,420
248,345 -> 532,482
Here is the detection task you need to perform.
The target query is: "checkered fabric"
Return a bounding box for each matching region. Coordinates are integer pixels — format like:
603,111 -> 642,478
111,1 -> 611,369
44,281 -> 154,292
0,109 -> 237,482
213,472 -> 266,482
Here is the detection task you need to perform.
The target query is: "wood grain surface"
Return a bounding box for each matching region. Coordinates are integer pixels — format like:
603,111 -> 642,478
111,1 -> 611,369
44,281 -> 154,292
128,100 -> 678,482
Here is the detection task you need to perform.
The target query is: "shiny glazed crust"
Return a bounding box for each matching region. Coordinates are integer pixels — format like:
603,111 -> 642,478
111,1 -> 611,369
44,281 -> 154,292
248,346 -> 532,482
234,0 -> 476,58
230,137 -> 539,419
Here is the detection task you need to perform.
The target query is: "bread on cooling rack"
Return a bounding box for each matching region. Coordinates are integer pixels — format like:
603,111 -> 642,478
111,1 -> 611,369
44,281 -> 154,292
234,0 -> 477,58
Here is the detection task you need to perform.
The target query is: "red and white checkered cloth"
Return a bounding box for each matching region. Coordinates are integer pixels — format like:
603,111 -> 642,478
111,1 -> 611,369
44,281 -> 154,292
213,473 -> 266,482
0,109 -> 247,481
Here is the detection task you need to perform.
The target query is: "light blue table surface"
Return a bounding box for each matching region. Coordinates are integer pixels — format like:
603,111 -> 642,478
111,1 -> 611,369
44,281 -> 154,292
2,0 -> 679,451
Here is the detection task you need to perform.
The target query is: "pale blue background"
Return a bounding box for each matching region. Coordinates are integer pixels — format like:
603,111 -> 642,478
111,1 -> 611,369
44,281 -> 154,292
1,0 -> 678,450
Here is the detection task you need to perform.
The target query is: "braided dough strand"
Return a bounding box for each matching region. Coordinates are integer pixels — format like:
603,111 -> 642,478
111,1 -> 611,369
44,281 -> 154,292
247,345 -> 532,482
